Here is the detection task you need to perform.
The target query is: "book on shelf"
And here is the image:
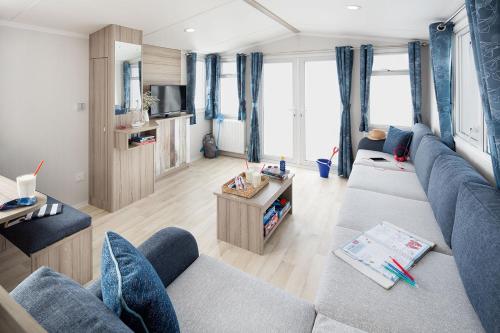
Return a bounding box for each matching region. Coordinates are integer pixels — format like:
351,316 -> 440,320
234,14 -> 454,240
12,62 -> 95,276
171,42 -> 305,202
262,166 -> 290,180
333,222 -> 435,289
130,139 -> 156,146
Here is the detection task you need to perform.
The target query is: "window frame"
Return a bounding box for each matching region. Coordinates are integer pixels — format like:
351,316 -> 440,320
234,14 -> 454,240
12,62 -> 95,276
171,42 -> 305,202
453,22 -> 488,153
219,60 -> 239,120
368,49 -> 413,130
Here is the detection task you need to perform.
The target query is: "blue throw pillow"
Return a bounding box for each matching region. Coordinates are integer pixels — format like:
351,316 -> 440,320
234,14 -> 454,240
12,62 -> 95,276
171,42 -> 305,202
382,126 -> 413,157
101,231 -> 180,333
452,182 -> 500,333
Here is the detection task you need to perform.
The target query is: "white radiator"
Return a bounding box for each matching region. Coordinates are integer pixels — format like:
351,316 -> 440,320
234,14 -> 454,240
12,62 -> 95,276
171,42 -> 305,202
213,119 -> 245,154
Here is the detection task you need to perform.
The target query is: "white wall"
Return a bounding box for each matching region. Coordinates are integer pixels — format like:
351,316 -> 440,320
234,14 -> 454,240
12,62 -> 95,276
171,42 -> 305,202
238,34 -> 431,157
0,25 -> 89,205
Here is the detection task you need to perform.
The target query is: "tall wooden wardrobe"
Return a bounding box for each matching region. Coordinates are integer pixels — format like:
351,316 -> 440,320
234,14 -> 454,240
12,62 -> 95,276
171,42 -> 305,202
89,25 -> 155,212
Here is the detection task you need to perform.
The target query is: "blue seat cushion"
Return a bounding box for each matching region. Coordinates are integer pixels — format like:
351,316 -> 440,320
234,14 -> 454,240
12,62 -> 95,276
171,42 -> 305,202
409,123 -> 432,161
427,155 -> 488,247
101,231 -> 180,333
0,196 -> 91,255
11,267 -> 133,333
414,135 -> 457,193
382,126 -> 413,157
452,182 -> 500,333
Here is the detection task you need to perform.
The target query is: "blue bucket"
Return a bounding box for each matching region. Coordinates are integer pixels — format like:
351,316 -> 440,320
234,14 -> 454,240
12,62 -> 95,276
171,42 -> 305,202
317,159 -> 331,178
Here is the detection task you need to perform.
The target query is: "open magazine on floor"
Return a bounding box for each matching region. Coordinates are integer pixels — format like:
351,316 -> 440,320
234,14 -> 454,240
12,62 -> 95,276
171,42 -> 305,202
334,222 -> 435,289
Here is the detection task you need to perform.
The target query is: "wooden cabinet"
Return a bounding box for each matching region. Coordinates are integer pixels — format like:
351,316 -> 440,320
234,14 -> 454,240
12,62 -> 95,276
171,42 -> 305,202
154,114 -> 191,179
89,25 -> 154,212
143,45 -> 181,85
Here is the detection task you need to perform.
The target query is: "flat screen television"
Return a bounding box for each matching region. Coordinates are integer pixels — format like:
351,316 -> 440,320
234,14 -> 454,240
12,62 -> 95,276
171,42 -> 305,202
149,85 -> 186,117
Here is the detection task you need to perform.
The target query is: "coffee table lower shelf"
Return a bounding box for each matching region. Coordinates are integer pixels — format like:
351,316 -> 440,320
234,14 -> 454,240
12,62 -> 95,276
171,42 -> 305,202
214,175 -> 294,255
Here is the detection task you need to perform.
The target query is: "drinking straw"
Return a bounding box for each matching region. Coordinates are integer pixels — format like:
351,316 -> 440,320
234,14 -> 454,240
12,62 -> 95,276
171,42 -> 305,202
33,160 -> 45,176
245,160 -> 249,170
260,164 -> 266,172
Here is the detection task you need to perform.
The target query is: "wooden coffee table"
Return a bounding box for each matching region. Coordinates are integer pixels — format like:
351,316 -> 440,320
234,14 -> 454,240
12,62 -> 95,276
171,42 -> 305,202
214,174 -> 294,255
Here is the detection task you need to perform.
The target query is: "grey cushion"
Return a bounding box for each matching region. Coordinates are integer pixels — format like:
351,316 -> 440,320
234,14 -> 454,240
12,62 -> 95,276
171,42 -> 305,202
452,182 -> 500,333
312,314 -> 367,333
414,135 -> 456,193
0,196 -> 91,255
348,164 -> 428,201
354,149 -> 416,172
337,188 -> 451,255
409,123 -> 432,161
428,155 -> 488,247
167,255 -> 316,333
87,227 -> 199,299
11,267 -> 133,333
315,226 -> 484,333
357,137 -> 385,152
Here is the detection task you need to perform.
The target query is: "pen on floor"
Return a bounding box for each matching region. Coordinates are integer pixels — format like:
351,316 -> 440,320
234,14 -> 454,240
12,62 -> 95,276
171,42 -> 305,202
383,265 -> 418,288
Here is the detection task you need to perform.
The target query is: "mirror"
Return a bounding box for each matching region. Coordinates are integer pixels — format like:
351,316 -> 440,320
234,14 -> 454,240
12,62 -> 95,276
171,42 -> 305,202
115,41 -> 142,115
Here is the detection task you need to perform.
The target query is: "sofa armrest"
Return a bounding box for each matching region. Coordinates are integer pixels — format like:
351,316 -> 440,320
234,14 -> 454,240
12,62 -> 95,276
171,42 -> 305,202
86,227 -> 199,299
358,137 -> 385,152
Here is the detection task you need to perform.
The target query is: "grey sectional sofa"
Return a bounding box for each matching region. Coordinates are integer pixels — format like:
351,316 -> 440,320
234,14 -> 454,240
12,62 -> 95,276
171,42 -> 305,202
8,124 -> 499,332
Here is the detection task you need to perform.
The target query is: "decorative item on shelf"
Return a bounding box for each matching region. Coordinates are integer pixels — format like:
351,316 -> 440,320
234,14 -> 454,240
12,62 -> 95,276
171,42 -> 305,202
131,109 -> 145,128
222,172 -> 269,198
142,91 -> 159,123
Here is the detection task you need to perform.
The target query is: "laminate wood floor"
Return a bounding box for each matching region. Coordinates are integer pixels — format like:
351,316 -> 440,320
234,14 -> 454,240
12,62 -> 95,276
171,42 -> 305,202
0,156 -> 347,302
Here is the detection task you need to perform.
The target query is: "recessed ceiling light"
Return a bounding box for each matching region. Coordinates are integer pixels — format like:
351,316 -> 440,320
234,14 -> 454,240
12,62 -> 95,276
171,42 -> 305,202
184,28 -> 196,33
346,5 -> 361,10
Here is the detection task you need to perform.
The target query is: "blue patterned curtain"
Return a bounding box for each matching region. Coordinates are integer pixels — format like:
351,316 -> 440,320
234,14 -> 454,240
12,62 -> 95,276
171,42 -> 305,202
465,0 -> 500,189
429,22 -> 455,150
408,41 -> 422,124
205,54 -> 220,120
186,53 -> 197,125
123,61 -> 131,111
247,52 -> 263,163
237,54 -> 247,121
336,46 -> 354,178
359,44 -> 373,132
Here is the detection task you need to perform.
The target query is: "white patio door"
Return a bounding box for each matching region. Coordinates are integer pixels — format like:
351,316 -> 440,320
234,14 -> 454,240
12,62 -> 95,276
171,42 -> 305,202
261,56 -> 340,167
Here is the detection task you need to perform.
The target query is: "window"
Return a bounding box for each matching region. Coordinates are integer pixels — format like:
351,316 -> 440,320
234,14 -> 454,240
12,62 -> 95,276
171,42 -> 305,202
455,29 -> 486,151
129,63 -> 142,111
304,59 -> 340,162
369,53 -> 413,128
220,61 -> 238,118
262,62 -> 294,158
194,60 -> 205,110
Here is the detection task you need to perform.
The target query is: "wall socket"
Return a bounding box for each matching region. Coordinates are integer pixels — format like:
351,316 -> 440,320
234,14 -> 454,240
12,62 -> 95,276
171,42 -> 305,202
75,172 -> 85,182
76,102 -> 86,112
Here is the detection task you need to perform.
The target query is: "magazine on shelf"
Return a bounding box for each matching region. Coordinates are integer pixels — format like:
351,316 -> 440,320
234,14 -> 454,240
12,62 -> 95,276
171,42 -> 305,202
334,222 -> 435,289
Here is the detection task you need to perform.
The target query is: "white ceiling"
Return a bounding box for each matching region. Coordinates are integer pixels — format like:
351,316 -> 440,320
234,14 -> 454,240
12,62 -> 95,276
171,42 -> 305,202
0,0 -> 463,53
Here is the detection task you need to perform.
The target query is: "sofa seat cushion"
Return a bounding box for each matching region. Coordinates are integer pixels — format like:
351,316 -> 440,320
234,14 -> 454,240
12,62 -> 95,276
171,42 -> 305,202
354,149 -> 416,172
312,314 -> 367,333
11,267 -> 133,333
452,182 -> 500,333
348,164 -> 427,201
166,255 -> 316,333
0,196 -> 91,255
315,227 -> 484,333
337,188 -> 451,255
414,135 -> 457,193
428,155 -> 488,247
409,123 -> 432,161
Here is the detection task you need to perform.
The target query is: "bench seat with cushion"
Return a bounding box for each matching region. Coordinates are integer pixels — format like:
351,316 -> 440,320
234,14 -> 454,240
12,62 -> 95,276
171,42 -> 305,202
0,196 -> 91,255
